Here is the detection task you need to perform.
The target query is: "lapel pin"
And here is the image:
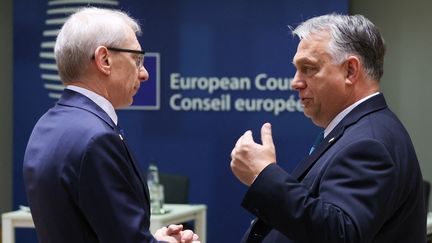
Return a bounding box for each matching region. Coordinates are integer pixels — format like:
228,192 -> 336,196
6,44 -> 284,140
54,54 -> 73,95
328,137 -> 335,143
119,134 -> 124,140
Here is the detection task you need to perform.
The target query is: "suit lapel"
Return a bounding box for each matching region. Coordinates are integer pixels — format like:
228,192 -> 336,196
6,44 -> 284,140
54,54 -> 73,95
116,130 -> 151,202
291,126 -> 343,180
291,93 -> 388,180
58,89 -> 150,202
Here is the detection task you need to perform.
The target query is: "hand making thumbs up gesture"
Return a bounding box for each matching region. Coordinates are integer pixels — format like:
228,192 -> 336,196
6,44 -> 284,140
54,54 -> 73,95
230,123 -> 276,186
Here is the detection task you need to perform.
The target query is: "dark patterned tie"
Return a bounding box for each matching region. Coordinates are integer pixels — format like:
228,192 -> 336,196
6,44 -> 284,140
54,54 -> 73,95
309,131 -> 324,155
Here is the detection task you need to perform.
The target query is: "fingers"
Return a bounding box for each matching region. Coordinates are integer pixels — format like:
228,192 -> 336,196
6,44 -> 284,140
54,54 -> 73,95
261,122 -> 274,148
236,124 -> 271,149
180,230 -> 193,242
231,130 -> 253,161
242,130 -> 253,142
235,130 -> 253,148
166,224 -> 183,235
180,230 -> 200,243
155,225 -> 201,243
230,124 -> 276,186
154,226 -> 166,236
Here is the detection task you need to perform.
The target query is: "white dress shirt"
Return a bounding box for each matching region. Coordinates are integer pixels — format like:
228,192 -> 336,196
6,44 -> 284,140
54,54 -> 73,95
324,92 -> 380,138
66,85 -> 118,125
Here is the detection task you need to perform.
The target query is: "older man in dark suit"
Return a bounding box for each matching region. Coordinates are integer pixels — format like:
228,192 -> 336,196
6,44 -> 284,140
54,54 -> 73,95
23,7 -> 199,243
231,14 -> 426,243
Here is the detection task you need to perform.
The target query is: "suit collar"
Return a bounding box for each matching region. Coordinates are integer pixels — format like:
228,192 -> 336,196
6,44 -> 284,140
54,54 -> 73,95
57,89 -> 116,129
58,90 -> 151,203
291,93 -> 388,180
66,85 -> 118,125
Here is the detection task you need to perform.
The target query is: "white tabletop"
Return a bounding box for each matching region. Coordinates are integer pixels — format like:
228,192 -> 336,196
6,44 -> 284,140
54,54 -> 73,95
427,212 -> 432,235
2,204 -> 206,243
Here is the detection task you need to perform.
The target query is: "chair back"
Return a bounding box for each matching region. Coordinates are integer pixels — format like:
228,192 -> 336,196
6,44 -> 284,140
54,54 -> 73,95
159,173 -> 190,204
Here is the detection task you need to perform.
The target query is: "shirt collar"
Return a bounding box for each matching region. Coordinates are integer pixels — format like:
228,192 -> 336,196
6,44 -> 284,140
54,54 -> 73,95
324,92 -> 380,138
66,85 -> 118,125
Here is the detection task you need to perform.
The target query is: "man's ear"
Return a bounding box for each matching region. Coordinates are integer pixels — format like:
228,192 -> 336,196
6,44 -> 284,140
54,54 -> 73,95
344,56 -> 361,86
93,46 -> 111,75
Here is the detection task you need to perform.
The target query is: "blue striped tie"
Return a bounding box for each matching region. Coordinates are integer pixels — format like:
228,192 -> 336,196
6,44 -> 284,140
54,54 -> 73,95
309,132 -> 324,155
117,122 -> 125,140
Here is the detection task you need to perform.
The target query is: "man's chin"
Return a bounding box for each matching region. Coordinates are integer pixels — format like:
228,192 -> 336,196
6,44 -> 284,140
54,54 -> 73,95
303,109 -> 312,118
114,100 -> 133,109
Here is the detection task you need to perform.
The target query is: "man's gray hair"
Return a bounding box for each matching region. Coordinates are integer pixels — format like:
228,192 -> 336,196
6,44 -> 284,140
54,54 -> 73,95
54,7 -> 141,83
292,14 -> 385,81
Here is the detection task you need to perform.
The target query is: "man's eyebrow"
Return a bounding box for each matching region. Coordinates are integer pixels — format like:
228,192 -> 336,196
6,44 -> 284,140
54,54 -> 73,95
292,57 -> 317,66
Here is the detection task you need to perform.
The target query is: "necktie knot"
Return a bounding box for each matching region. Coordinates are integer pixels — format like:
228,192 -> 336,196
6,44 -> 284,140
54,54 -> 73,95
309,131 -> 324,155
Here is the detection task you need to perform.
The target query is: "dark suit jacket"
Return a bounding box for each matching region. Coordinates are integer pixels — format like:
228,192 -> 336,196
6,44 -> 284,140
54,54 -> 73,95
23,90 -> 159,243
241,94 -> 426,243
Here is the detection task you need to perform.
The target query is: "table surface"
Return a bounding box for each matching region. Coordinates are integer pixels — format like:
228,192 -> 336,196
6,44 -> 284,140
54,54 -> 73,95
151,204 -> 206,220
3,207 -> 430,238
2,210 -> 30,219
428,212 -> 432,235
2,204 -> 206,221
2,204 -> 207,243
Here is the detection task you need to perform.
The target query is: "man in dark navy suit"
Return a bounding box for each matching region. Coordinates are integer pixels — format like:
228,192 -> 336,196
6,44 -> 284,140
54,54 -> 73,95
23,7 -> 200,243
231,14 -> 426,242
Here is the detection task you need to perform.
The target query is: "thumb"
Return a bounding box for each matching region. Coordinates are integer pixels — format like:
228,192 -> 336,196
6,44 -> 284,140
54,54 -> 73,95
261,123 -> 274,147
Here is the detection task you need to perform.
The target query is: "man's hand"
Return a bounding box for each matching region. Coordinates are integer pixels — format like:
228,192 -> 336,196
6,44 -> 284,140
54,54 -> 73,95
154,224 -> 200,243
230,123 -> 276,186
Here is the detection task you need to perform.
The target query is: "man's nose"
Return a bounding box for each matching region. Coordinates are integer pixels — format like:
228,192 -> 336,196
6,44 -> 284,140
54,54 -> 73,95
291,72 -> 306,91
139,66 -> 149,82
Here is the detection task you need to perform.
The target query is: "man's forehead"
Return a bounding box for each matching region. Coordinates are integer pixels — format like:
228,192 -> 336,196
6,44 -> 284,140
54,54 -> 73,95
292,34 -> 331,64
292,46 -> 320,65
124,35 -> 141,49
123,27 -> 140,45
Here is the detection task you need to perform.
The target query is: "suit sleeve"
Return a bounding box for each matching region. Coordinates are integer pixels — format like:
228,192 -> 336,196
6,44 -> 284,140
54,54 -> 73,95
77,132 -> 159,243
242,139 -> 397,243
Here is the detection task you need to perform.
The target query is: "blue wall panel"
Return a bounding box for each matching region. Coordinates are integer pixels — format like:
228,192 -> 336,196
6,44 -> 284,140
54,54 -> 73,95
13,1 -> 347,242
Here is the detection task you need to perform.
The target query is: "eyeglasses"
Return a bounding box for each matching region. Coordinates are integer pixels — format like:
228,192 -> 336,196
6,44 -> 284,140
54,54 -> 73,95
107,47 -> 145,68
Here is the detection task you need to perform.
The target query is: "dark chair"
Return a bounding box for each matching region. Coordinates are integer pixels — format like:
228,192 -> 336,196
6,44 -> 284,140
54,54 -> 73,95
159,173 -> 193,230
159,173 -> 190,204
